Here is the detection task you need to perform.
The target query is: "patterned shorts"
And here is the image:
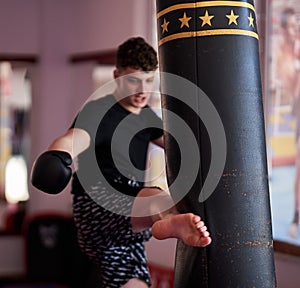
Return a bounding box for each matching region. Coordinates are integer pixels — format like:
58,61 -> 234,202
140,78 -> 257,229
72,186 -> 152,288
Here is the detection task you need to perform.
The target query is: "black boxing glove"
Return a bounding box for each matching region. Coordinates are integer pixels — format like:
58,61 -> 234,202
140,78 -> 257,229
31,150 -> 72,194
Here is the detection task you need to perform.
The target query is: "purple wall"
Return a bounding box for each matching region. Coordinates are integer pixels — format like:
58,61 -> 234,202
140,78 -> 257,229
0,0 -> 40,54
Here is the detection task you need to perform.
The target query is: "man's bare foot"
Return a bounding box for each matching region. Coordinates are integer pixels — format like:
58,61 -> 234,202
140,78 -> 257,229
151,213 -> 212,247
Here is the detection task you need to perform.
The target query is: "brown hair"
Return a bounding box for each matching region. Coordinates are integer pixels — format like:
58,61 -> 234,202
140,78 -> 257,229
116,37 -> 158,71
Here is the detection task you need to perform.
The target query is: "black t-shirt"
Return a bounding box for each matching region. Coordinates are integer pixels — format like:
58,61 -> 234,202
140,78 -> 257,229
70,95 -> 163,195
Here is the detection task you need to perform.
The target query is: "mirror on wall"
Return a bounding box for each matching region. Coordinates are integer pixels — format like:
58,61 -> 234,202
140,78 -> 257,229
0,61 -> 32,234
267,0 -> 300,255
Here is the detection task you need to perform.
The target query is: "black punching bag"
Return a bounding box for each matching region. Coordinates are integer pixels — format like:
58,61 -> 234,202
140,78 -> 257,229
155,1 -> 277,287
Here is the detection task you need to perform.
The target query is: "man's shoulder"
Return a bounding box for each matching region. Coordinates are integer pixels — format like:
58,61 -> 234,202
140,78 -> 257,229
81,94 -> 115,112
89,94 -> 115,106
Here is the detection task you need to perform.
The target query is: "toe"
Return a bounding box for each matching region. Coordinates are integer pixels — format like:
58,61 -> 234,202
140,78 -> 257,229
200,236 -> 212,247
192,215 -> 201,224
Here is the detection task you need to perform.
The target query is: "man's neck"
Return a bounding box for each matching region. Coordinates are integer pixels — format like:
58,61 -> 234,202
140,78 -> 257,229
112,93 -> 141,114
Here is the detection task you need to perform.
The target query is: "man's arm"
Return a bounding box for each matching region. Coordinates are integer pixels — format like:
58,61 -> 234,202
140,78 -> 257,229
31,128 -> 90,194
48,128 -> 90,159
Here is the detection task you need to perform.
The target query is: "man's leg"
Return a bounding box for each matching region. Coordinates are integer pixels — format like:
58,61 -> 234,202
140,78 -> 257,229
121,278 -> 149,288
131,187 -> 211,247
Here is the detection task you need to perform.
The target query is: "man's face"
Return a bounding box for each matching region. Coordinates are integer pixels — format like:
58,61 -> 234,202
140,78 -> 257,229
114,67 -> 156,112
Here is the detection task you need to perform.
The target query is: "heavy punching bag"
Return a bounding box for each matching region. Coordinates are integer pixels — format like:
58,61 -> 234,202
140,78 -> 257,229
155,1 -> 277,287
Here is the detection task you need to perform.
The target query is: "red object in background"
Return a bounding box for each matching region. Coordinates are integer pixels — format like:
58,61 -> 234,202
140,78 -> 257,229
148,263 -> 174,288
